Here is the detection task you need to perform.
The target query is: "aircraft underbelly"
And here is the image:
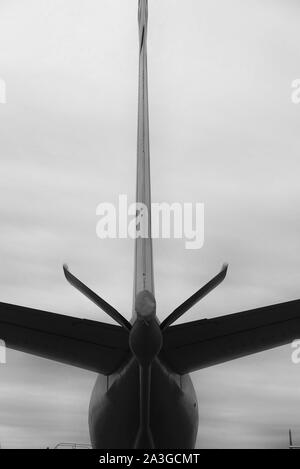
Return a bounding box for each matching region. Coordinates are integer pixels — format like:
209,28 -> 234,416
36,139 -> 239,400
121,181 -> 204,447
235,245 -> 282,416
88,360 -> 198,449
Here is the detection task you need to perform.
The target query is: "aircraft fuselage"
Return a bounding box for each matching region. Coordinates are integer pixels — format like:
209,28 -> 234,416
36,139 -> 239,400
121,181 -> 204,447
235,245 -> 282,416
89,359 -> 198,449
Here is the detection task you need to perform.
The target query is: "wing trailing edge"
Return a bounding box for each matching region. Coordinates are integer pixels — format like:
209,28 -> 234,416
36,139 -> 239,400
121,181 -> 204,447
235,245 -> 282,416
0,302 -> 130,375
160,299 -> 300,374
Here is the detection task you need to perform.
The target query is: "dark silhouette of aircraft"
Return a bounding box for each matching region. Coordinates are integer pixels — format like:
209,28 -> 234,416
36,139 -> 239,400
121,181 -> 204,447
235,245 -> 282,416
1,0 -> 300,449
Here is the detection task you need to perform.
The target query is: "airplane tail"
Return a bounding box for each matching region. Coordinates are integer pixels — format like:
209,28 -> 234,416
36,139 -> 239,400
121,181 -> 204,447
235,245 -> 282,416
133,0 -> 154,320
2,0 -> 300,452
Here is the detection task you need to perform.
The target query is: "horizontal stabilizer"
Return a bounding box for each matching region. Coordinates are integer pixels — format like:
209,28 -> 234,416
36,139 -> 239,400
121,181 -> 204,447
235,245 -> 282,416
0,302 -> 130,375
160,299 -> 300,374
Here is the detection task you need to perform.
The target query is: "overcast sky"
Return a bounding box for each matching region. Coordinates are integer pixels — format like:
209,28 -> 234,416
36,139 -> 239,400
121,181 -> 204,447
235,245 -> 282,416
0,0 -> 300,448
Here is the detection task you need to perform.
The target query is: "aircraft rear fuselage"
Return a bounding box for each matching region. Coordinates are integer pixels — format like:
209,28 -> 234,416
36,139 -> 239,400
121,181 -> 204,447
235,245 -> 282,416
88,360 -> 198,449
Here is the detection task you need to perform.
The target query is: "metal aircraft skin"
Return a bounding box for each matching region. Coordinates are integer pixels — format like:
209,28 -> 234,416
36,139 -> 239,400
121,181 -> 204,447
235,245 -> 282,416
1,0 -> 300,448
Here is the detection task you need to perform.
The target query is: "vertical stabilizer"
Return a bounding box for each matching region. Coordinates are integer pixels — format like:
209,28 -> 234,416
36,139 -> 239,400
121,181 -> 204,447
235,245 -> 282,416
133,0 -> 155,314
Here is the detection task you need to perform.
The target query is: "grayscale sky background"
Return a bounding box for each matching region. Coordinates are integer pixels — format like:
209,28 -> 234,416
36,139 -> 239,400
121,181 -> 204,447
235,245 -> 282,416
0,0 -> 300,448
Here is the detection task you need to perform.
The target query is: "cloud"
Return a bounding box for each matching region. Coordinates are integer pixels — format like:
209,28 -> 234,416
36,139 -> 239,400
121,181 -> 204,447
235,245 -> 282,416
0,0 -> 299,447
